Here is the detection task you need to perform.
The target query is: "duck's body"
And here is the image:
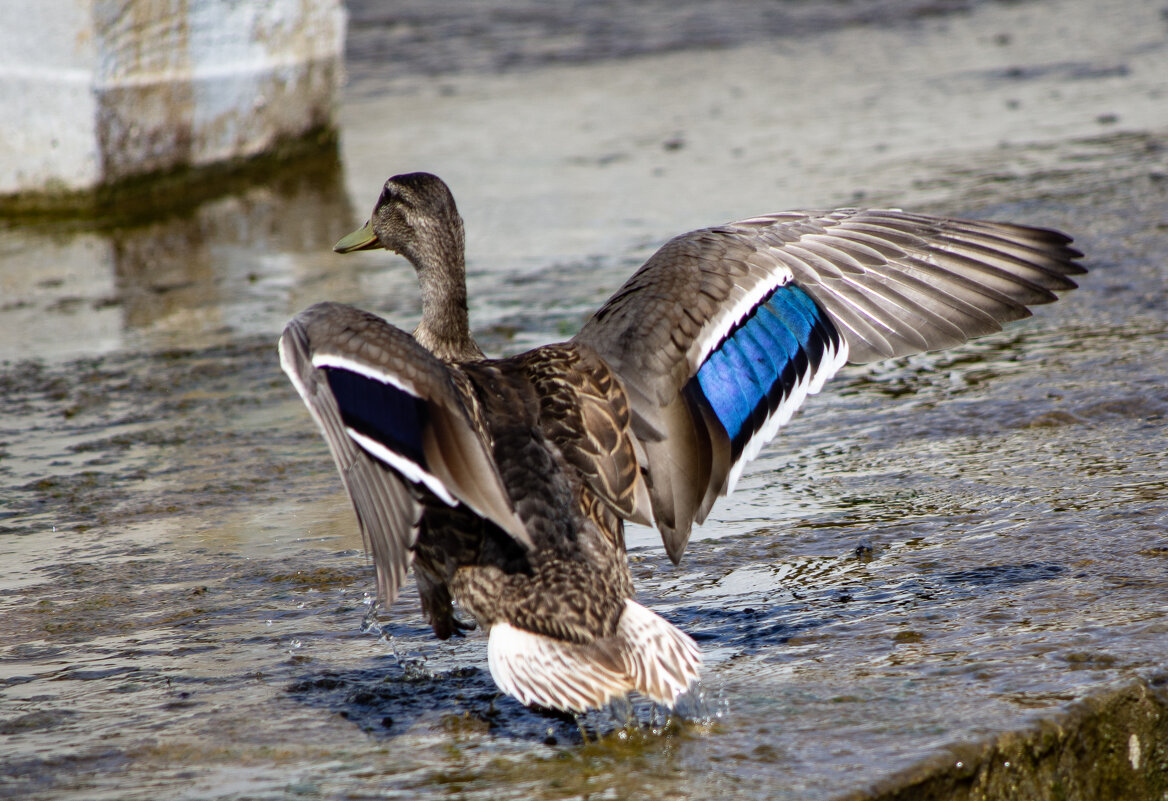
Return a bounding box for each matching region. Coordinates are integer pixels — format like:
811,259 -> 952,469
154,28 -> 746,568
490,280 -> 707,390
280,172 -> 1084,712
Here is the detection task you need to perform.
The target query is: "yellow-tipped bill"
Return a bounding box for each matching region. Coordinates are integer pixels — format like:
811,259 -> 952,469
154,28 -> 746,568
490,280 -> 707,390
334,221 -> 381,253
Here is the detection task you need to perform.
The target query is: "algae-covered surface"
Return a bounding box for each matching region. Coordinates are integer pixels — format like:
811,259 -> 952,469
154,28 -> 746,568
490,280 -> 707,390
2,0 -> 1167,799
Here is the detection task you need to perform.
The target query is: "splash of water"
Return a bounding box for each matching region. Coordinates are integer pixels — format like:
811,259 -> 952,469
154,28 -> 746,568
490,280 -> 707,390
360,594 -> 432,678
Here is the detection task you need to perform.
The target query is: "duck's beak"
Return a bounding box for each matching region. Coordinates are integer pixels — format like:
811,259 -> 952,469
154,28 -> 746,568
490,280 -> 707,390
334,221 -> 381,253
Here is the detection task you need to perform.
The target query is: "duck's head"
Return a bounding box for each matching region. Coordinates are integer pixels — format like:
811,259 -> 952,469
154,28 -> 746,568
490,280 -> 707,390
334,172 -> 465,273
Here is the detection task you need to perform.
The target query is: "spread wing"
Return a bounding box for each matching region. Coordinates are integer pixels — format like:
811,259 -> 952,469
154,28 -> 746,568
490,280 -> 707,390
575,209 -> 1084,561
279,302 -> 530,604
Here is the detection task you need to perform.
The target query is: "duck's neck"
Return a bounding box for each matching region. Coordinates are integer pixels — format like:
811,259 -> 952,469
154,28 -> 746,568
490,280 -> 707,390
412,244 -> 484,363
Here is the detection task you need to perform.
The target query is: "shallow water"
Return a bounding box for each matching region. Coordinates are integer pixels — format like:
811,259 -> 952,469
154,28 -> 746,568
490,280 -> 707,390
3,0 -> 1168,799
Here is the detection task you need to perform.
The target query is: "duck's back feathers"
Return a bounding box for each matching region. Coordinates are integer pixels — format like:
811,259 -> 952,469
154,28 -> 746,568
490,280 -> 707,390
576,208 -> 1084,560
516,344 -> 653,528
279,302 -> 530,604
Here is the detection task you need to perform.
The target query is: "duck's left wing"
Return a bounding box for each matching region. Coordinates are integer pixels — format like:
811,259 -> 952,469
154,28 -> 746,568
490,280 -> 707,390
279,302 -> 530,605
575,209 -> 1083,562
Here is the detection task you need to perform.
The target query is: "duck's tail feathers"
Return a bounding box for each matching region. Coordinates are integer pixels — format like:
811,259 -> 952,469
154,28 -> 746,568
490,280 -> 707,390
487,599 -> 702,713
617,598 -> 703,706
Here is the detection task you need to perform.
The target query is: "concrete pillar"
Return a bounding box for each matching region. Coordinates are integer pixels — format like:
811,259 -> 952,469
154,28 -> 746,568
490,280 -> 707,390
0,0 -> 345,205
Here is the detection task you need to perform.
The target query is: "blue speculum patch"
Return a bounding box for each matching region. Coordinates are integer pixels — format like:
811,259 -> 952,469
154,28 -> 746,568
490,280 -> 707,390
324,367 -> 428,468
692,284 -> 837,458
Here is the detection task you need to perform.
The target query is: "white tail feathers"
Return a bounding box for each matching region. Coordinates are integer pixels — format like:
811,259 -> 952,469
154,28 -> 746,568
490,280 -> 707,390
487,599 -> 702,713
615,598 -> 703,705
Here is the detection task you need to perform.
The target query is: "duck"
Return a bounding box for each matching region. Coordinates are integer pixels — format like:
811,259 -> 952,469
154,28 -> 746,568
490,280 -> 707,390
279,172 -> 1084,713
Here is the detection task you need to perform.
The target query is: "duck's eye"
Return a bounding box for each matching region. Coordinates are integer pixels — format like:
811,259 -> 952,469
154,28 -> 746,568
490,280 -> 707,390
381,183 -> 415,209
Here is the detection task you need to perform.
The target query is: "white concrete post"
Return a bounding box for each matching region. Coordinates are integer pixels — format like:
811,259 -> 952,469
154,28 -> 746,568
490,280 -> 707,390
0,0 -> 346,200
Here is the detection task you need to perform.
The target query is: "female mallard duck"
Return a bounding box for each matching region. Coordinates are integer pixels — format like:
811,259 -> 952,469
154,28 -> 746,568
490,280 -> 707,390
280,172 -> 1083,713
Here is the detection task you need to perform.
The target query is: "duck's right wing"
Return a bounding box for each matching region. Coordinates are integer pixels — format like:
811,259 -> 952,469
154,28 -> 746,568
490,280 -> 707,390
575,209 -> 1084,562
279,302 -> 530,605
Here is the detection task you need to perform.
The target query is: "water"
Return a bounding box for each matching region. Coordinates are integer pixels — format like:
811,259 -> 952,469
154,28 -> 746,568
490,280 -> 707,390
2,1 -> 1167,799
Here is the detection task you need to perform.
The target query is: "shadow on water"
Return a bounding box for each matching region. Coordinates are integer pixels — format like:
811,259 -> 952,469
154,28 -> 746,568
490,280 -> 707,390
941,563 -> 1065,587
288,663 -> 523,737
283,661 -> 664,748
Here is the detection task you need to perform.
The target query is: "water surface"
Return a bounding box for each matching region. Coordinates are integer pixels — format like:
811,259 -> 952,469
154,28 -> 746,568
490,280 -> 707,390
2,1 -> 1167,798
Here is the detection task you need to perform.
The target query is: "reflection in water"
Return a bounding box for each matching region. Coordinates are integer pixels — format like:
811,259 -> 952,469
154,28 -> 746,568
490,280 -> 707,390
0,147 -> 355,362
111,216 -> 219,335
